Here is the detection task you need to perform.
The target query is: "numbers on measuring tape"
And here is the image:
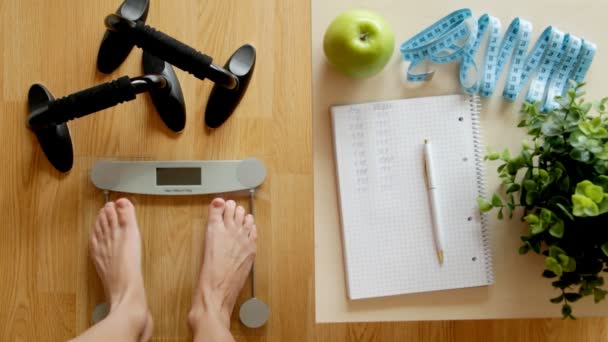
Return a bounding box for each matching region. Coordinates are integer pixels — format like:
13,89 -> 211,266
400,9 -> 596,111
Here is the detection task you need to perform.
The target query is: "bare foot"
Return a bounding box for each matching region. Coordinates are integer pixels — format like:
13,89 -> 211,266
90,198 -> 150,338
189,198 -> 257,334
139,313 -> 153,342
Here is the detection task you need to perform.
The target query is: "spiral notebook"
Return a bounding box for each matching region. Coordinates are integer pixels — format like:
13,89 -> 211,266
331,94 -> 494,300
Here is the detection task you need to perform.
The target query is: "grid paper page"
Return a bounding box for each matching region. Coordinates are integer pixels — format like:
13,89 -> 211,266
331,95 -> 494,300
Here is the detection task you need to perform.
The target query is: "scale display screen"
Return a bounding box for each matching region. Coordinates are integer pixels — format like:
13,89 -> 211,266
156,167 -> 202,186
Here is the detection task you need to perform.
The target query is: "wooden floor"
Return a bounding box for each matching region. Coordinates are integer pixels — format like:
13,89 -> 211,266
0,0 -> 606,340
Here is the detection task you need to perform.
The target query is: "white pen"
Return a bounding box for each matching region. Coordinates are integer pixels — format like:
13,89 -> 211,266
424,139 -> 444,265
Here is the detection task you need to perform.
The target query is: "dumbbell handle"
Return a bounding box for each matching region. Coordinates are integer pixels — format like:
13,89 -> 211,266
105,14 -> 238,90
27,75 -> 165,128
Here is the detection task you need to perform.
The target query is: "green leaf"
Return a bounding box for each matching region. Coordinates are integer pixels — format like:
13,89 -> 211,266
596,175 -> 608,192
570,148 -> 592,163
556,203 -> 575,221
552,280 -> 570,289
596,142 -> 608,160
542,270 -> 557,278
589,142 -> 604,154
572,194 -> 600,217
549,220 -> 564,238
524,180 -> 537,191
506,156 -> 525,174
592,127 -> 608,139
587,185 -> 604,203
530,239 -> 540,254
539,169 -> 549,182
519,244 -> 530,255
575,180 -> 604,203
501,148 -> 511,161
556,97 -> 571,108
601,242 -> 608,257
477,197 -> 493,212
525,214 -> 539,224
550,167 -> 564,181
522,149 -> 533,166
549,245 -> 566,258
506,183 -> 521,193
579,121 -> 594,135
588,276 -> 605,288
526,191 -> 539,206
497,208 -> 504,220
546,257 -> 563,276
550,294 -> 564,303
530,223 -> 545,235
540,208 -> 553,222
579,118 -> 608,138
542,118 -> 563,136
595,161 -> 608,175
486,152 -> 500,160
558,254 -> 569,266
593,288 -> 608,303
581,102 -> 592,114
598,195 -> 608,215
561,303 -> 572,319
563,257 -> 576,272
581,286 -> 593,296
598,101 -> 608,114
500,175 -> 514,185
491,194 -> 503,207
564,293 -> 583,302
569,131 -> 587,148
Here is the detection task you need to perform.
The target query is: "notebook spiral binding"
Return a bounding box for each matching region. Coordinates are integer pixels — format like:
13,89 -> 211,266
469,95 -> 495,284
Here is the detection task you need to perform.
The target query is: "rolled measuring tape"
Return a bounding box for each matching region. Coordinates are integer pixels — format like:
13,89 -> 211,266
400,9 -> 596,111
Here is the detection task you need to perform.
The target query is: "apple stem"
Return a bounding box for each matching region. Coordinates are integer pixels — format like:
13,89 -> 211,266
359,32 -> 369,41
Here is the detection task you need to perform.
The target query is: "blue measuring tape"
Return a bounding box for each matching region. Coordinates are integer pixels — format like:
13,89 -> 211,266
400,9 -> 596,111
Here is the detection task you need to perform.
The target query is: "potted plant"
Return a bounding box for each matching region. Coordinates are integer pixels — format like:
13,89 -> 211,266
478,82 -> 608,319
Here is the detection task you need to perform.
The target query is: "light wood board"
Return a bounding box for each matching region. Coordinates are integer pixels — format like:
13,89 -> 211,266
313,0 -> 608,323
0,0 -> 313,340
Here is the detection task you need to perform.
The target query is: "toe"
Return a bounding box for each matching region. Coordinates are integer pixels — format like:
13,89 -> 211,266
97,208 -> 109,238
104,202 -> 119,229
94,225 -> 104,247
249,225 -> 258,242
223,200 -> 236,226
115,198 -> 137,228
140,313 -> 154,342
208,198 -> 225,224
89,229 -> 99,251
243,214 -> 254,235
244,214 -> 254,229
235,206 -> 245,227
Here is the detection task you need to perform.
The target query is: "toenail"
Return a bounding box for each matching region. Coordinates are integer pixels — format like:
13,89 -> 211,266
116,199 -> 126,208
212,200 -> 224,208
227,200 -> 235,207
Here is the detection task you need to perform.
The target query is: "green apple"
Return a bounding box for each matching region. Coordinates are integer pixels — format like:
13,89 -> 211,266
323,9 -> 394,78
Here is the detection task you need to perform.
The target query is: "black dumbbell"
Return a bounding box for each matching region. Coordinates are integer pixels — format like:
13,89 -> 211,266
97,0 -> 256,129
27,55 -> 185,172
